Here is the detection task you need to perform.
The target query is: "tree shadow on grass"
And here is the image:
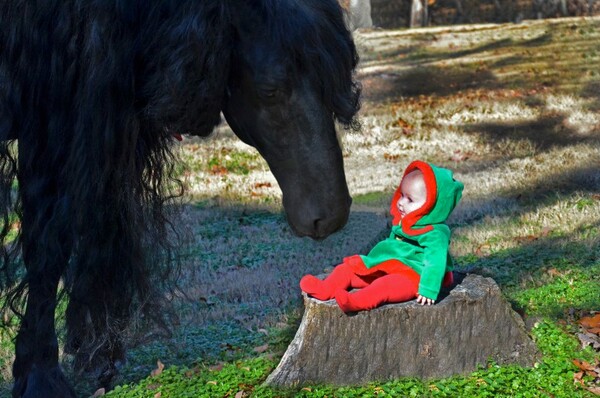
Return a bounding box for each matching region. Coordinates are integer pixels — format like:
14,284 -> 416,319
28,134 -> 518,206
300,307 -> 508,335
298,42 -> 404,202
358,26 -> 589,104
361,64 -> 499,102
463,112 -> 599,151
581,80 -> 600,112
454,219 -> 600,321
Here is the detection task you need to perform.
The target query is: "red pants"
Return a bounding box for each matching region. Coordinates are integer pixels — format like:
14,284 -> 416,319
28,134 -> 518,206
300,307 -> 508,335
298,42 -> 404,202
300,262 -> 453,312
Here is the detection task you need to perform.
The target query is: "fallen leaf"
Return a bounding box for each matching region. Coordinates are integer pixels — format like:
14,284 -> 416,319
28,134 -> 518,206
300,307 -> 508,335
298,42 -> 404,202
546,268 -> 563,277
475,244 -> 491,256
154,393 -> 162,398
235,391 -> 245,398
383,152 -> 401,161
301,387 -> 312,392
573,359 -> 595,372
185,366 -> 201,377
586,386 -> 600,395
210,165 -> 228,175
253,344 -> 269,353
207,380 -> 217,385
209,362 -> 224,371
574,370 -> 585,386
253,182 -> 272,189
577,332 -> 600,350
90,388 -> 105,398
390,117 -> 414,135
151,360 -> 165,377
580,313 -> 600,329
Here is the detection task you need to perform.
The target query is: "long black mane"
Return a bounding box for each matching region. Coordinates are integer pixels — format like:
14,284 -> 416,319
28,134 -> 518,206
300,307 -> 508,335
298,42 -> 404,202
0,0 -> 230,361
240,0 -> 361,129
0,0 -> 360,393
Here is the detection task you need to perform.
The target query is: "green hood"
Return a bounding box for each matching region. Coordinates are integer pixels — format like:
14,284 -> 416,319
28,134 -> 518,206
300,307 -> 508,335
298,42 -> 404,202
390,160 -> 463,236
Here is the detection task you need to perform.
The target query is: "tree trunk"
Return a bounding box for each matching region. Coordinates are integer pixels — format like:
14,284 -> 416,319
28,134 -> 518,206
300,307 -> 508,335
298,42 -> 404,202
410,0 -> 428,27
266,274 -> 540,387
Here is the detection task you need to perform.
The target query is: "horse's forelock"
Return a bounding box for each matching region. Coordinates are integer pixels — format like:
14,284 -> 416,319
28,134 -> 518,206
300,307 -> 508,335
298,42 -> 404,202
254,0 -> 361,130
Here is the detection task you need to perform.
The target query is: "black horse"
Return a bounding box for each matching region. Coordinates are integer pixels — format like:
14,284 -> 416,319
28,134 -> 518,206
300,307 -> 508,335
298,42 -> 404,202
0,1 -> 360,396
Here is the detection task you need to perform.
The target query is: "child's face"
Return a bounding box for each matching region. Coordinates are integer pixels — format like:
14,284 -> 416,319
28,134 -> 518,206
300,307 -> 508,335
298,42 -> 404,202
396,170 -> 427,218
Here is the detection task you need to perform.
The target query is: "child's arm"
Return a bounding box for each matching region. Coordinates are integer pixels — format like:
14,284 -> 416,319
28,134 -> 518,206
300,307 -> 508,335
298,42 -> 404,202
416,226 -> 451,303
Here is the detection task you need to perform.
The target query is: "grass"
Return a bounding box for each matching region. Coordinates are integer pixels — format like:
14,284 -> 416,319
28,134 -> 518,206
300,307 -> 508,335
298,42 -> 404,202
2,16 -> 600,398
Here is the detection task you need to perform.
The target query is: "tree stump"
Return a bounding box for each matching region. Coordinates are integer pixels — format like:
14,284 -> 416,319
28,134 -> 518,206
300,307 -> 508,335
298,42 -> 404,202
266,274 -> 540,387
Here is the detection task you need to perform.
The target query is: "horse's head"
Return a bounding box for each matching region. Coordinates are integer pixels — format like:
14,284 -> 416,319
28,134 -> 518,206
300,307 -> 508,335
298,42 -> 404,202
223,0 -> 361,239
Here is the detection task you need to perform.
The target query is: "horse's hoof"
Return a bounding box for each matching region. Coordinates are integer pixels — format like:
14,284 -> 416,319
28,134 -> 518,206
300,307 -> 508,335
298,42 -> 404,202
13,366 -> 77,398
72,349 -> 125,390
97,362 -> 121,389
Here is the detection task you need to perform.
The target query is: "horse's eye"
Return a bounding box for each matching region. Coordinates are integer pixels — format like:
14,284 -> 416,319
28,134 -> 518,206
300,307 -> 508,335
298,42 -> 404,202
258,87 -> 280,101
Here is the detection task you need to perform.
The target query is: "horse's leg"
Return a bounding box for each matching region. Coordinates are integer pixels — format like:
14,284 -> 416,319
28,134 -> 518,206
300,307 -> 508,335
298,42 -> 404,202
12,180 -> 75,398
65,219 -> 138,388
65,270 -> 128,388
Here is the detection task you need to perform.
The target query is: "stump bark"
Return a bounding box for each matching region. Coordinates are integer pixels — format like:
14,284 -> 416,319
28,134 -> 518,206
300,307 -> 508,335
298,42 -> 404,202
266,274 -> 540,387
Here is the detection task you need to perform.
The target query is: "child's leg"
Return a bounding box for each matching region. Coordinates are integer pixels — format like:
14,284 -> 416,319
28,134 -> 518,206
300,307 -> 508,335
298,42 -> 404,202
300,263 -> 372,301
442,271 -> 454,287
335,273 -> 419,312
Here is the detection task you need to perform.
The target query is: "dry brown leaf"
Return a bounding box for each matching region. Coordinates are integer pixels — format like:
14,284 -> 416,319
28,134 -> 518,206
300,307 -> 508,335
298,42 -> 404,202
586,386 -> 600,395
147,383 -> 160,391
154,393 -> 162,398
383,153 -> 401,161
151,360 -> 165,377
253,182 -> 272,189
574,370 -> 585,386
580,313 -> 600,329
235,391 -> 245,398
547,268 -> 563,277
573,359 -> 595,372
210,165 -> 228,175
253,344 -> 269,353
90,388 -> 105,398
209,362 -> 224,371
185,366 -> 201,377
475,244 -> 491,256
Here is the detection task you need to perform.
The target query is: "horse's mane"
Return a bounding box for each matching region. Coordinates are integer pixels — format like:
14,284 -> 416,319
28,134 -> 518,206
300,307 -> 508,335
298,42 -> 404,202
0,0 -> 359,363
236,0 -> 362,130
0,0 -> 231,354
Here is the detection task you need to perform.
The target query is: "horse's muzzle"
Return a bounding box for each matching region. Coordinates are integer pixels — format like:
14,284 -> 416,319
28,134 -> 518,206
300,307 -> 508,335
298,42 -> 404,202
288,194 -> 352,240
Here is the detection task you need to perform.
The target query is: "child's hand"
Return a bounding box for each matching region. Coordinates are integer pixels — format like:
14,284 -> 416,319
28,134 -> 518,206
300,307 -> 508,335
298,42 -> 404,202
416,294 -> 435,306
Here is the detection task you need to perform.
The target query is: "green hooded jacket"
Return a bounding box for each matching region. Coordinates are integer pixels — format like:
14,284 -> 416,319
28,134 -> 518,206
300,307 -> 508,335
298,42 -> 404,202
359,161 -> 464,300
